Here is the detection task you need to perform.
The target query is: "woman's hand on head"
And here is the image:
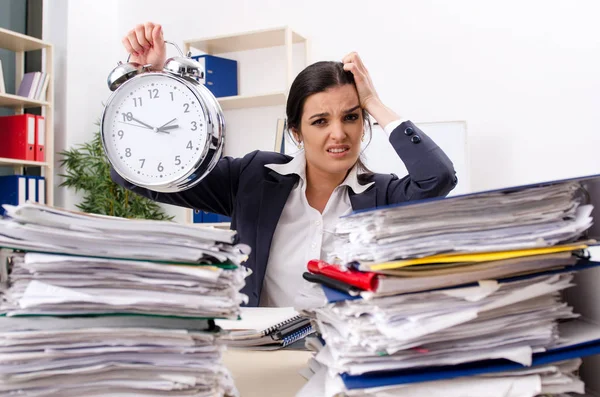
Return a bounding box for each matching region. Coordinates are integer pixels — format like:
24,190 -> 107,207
342,52 -> 381,111
122,22 -> 166,71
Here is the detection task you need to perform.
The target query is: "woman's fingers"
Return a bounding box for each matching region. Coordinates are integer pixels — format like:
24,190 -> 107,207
126,29 -> 144,55
134,24 -> 151,51
151,24 -> 164,48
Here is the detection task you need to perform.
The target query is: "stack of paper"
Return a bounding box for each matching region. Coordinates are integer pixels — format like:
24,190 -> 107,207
0,202 -> 248,264
0,203 -> 250,396
331,181 -> 592,264
297,177 -> 600,397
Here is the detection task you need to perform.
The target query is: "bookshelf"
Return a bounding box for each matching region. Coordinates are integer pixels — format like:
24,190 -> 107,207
0,27 -> 53,206
182,26 -> 309,224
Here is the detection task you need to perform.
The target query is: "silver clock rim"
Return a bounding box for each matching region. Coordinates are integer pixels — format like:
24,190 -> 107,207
100,72 -> 225,193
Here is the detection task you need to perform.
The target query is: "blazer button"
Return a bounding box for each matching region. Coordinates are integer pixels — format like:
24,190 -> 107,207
411,135 -> 421,144
404,127 -> 414,136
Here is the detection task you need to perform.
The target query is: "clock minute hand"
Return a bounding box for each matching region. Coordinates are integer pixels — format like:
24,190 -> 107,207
129,115 -> 155,130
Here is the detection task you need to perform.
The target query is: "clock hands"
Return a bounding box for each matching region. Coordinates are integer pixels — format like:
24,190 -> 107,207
158,118 -> 177,130
119,114 -> 180,134
128,115 -> 154,130
118,121 -> 174,134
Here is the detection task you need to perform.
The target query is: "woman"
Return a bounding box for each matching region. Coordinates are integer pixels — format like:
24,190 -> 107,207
113,22 -> 457,307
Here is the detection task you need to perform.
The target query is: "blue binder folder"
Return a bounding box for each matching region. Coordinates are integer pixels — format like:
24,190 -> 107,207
191,54 -> 238,98
0,175 -> 27,215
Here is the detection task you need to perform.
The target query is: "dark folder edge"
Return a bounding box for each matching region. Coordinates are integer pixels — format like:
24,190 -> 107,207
322,259 -> 600,303
340,318 -> 600,389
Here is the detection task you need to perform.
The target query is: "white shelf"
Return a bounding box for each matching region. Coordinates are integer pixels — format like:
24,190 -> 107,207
185,26 -> 306,55
0,27 -> 50,52
0,27 -> 54,206
0,157 -> 48,167
0,92 -> 50,108
218,92 -> 286,110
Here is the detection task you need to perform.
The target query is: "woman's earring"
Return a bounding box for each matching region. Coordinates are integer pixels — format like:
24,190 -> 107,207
297,141 -> 304,149
361,134 -> 365,142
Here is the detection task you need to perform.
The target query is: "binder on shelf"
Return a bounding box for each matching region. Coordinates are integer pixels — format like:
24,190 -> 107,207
0,114 -> 36,161
26,176 -> 37,203
0,59 -> 5,93
0,175 -> 27,216
37,177 -> 46,205
34,115 -> 45,162
16,72 -> 37,98
16,72 -> 48,100
24,176 -> 46,204
191,54 -> 238,98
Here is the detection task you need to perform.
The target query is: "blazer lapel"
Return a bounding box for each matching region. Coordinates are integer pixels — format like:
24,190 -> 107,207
349,186 -> 378,211
254,171 -> 298,298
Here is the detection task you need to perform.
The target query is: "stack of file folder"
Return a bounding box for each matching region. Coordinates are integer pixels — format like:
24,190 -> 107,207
297,175 -> 600,397
0,203 -> 250,396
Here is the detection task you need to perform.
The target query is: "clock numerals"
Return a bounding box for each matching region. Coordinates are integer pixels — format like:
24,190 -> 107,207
148,88 -> 159,99
170,92 -> 175,101
186,140 -> 193,150
133,97 -> 143,107
175,155 -> 181,166
191,121 -> 197,131
157,162 -> 164,172
122,112 -> 133,122
139,158 -> 145,168
183,103 -> 190,113
117,130 -> 124,139
125,148 -> 132,157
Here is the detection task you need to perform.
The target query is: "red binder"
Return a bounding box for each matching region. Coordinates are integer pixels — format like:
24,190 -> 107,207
307,259 -> 379,291
0,114 -> 36,161
34,115 -> 45,162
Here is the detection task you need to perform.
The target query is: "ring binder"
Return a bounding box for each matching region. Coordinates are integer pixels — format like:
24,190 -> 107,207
263,314 -> 303,336
282,324 -> 314,347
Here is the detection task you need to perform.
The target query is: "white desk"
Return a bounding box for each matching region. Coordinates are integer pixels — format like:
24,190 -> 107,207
222,349 -> 312,397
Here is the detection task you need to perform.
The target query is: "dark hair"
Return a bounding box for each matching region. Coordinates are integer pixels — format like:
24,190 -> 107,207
286,61 -> 372,174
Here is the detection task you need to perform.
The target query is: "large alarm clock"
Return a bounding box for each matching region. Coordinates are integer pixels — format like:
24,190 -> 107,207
101,41 -> 225,193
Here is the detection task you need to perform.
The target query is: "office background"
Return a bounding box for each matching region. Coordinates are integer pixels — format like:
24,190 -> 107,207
1,0 -> 600,394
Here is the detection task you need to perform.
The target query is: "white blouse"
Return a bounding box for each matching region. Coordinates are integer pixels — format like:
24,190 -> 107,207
259,120 -> 403,307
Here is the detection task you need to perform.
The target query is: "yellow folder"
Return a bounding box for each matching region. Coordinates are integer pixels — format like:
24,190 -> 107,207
367,242 -> 589,271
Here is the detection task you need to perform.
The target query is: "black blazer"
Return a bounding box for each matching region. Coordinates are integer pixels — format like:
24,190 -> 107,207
111,121 -> 457,306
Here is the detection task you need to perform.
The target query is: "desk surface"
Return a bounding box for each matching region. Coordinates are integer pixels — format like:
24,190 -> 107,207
222,349 -> 312,397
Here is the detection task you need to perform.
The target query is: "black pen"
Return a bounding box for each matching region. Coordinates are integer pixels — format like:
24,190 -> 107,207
302,272 -> 361,296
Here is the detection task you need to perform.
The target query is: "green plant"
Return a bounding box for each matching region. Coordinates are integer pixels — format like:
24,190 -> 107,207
59,121 -> 174,221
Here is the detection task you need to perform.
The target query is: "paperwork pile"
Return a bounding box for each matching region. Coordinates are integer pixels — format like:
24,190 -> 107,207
297,178 -> 600,397
0,203 -> 250,396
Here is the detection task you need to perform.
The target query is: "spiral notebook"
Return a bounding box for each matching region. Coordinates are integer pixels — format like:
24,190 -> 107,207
215,307 -> 314,350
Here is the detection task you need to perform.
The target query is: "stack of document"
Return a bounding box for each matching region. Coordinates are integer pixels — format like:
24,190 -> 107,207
0,202 -> 248,264
0,203 -> 250,396
332,181 -> 592,264
215,307 -> 314,350
297,177 -> 600,397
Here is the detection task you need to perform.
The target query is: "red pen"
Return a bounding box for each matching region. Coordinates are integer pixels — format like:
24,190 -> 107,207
307,259 -> 379,292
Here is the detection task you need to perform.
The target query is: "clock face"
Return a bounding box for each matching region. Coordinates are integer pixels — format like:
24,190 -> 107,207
102,73 -> 209,187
